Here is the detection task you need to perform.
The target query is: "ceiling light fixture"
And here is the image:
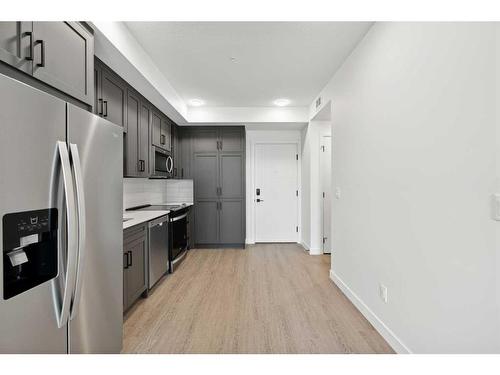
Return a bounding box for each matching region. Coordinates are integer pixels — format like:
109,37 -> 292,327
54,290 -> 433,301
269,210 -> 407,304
273,98 -> 291,107
189,99 -> 205,107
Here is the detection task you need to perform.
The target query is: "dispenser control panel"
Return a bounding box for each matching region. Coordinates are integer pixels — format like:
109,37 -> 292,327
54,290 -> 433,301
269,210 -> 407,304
3,209 -> 58,251
2,208 -> 58,300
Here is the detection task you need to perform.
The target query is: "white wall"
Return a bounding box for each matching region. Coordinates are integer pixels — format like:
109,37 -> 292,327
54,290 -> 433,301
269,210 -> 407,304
245,129 -> 302,244
312,23 -> 499,353
188,106 -> 309,124
92,22 -> 188,124
495,23 -> 500,347
301,121 -> 331,253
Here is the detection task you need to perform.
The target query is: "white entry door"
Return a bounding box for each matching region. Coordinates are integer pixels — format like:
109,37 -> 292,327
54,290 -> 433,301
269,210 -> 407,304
320,135 -> 332,253
255,143 -> 299,242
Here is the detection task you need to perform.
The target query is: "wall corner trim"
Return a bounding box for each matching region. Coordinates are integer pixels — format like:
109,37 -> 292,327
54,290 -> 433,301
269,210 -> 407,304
329,269 -> 412,354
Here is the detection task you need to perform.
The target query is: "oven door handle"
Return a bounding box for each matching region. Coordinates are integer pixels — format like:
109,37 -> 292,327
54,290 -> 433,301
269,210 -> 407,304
170,212 -> 188,222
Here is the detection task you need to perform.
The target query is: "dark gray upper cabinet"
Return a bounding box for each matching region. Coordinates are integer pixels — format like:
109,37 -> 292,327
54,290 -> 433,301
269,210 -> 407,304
161,115 -> 172,152
32,22 -> 93,105
124,90 -> 150,178
100,67 -> 127,129
123,224 -> 148,312
138,100 -> 151,178
93,57 -> 178,177
151,110 -> 171,151
172,124 -> 181,178
219,128 -> 244,152
192,128 -> 219,153
124,89 -> 140,177
0,22 -> 93,106
93,60 -> 102,116
180,129 -> 192,178
151,109 -> 162,148
0,22 -> 33,74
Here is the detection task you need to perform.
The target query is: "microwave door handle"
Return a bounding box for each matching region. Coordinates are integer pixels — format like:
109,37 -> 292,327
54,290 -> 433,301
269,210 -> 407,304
55,141 -> 78,328
166,155 -> 173,173
69,143 -> 86,320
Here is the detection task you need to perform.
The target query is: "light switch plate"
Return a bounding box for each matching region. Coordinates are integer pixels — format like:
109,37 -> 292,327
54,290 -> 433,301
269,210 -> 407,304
492,194 -> 500,221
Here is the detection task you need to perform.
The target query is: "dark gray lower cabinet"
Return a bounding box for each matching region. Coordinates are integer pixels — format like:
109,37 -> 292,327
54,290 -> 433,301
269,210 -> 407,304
123,224 -> 148,312
194,201 -> 219,245
219,200 -> 244,244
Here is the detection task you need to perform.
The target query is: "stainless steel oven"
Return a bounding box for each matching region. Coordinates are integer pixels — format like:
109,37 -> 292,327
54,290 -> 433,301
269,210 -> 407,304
150,146 -> 173,178
169,207 -> 190,272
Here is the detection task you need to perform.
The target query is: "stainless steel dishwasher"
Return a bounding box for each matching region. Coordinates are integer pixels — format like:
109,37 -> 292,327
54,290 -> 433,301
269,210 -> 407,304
148,215 -> 169,289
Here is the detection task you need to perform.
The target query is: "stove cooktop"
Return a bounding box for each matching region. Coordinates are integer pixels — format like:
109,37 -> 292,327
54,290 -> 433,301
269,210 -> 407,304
126,204 -> 188,212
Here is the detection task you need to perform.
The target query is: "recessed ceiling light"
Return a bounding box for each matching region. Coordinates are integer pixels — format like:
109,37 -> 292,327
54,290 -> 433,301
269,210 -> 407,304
189,99 -> 205,107
273,98 -> 291,107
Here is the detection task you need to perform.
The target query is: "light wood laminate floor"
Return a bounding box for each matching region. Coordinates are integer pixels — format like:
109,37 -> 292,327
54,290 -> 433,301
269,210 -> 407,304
122,243 -> 394,354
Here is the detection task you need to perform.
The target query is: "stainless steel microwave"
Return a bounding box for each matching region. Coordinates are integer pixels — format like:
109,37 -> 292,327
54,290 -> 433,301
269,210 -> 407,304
150,146 -> 173,178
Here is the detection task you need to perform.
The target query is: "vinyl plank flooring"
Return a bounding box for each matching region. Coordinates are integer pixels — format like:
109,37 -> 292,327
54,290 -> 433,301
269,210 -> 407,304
122,243 -> 394,354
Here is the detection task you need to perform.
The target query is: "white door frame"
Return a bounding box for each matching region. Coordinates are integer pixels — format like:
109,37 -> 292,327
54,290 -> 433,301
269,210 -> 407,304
320,134 -> 332,253
252,141 -> 301,243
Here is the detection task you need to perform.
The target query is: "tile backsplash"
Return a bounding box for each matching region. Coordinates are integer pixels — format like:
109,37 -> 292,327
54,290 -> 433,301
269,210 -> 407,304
123,178 -> 193,210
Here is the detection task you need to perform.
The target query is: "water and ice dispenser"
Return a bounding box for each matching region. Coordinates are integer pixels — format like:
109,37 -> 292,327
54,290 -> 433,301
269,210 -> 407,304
2,209 -> 58,300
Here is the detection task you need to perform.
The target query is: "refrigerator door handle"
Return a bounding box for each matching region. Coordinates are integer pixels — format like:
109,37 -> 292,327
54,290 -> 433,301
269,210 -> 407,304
69,143 -> 86,320
55,141 -> 79,328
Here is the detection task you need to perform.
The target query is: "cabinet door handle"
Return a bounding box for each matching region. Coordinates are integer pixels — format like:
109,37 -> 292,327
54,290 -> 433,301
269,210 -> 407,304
25,31 -> 33,61
103,101 -> 108,117
124,253 -> 129,269
160,134 -> 165,145
128,250 -> 133,267
220,141 -> 223,150
36,39 -> 45,67
98,99 -> 103,116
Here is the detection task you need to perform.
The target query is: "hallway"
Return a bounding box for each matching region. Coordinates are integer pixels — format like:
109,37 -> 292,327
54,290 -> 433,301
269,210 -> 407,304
123,244 -> 393,353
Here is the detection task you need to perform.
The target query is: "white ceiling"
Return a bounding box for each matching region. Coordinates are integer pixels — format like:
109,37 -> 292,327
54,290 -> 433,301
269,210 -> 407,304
124,22 -> 372,108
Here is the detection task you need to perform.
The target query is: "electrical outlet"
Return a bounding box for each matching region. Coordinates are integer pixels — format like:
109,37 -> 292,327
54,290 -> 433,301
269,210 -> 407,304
379,283 -> 388,303
335,187 -> 341,199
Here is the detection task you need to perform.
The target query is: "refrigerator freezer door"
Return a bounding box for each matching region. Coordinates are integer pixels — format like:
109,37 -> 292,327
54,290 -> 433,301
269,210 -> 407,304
0,74 -> 68,353
67,104 -> 123,354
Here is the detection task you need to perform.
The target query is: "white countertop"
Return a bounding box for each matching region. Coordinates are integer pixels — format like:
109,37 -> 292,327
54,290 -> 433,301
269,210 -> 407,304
123,210 -> 170,230
122,202 -> 193,230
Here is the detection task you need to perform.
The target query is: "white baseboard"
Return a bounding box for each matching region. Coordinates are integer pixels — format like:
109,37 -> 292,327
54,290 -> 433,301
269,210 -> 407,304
308,247 -> 322,255
300,241 -> 310,251
245,238 -> 255,245
329,269 -> 411,354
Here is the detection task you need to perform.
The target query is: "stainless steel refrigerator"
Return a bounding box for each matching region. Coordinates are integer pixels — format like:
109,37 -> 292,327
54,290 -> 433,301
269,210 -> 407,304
0,73 -> 123,353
